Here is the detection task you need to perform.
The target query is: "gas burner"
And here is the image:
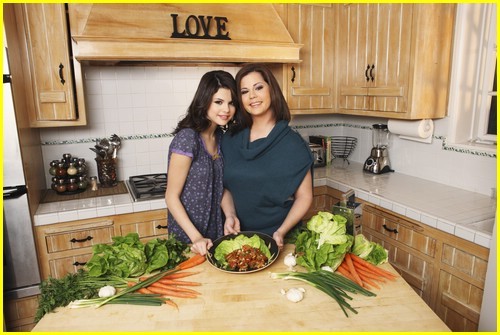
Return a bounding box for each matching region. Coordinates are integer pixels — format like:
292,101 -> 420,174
127,173 -> 167,202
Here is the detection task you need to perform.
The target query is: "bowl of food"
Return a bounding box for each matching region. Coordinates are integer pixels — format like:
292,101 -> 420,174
207,231 -> 279,273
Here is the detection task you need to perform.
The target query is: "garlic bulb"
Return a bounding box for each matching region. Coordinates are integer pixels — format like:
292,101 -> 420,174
281,287 -> 305,303
284,253 -> 297,268
98,285 -> 116,298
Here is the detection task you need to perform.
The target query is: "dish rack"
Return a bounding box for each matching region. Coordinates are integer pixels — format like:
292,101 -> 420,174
330,136 -> 357,164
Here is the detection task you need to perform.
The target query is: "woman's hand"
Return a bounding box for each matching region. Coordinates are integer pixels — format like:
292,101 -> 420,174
190,237 -> 213,256
273,230 -> 285,250
224,215 -> 241,235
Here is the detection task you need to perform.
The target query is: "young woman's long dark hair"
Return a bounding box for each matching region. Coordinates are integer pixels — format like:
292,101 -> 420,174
173,70 -> 238,134
230,63 -> 291,134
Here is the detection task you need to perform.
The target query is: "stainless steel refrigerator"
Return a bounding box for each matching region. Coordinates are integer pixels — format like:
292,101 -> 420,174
3,44 -> 41,300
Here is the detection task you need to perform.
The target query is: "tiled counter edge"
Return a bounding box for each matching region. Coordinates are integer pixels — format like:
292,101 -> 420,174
316,177 -> 493,249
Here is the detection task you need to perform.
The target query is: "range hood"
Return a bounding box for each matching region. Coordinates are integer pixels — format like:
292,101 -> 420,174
68,4 -> 302,64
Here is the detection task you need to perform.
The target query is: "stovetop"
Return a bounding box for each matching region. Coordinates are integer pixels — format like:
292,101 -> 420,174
126,173 -> 167,202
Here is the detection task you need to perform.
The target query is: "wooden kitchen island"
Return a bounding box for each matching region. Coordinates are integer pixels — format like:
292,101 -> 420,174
32,245 -> 450,332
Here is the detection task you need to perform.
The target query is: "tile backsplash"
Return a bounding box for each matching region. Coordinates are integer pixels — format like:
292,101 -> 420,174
40,66 -> 496,197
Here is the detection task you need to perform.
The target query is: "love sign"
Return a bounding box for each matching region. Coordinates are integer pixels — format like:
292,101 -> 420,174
170,13 -> 231,40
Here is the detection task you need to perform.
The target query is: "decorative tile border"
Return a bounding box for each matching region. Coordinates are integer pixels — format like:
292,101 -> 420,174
41,123 -> 496,158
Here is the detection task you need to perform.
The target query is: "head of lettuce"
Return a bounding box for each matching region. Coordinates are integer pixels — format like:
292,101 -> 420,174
294,211 -> 353,272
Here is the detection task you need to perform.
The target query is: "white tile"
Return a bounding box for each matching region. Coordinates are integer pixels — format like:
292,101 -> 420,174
420,214 -> 438,228
34,213 -> 59,226
150,199 -> 167,210
132,201 -> 151,212
406,208 -> 421,222
474,232 -> 492,248
58,210 -> 79,223
115,204 -> 133,215
379,199 -> 393,211
37,202 -> 60,214
454,225 -> 476,243
437,220 -> 456,234
59,200 -> 79,211
97,206 -> 116,217
391,204 -> 406,216
78,208 -> 98,220
356,191 -> 370,201
367,195 -> 381,206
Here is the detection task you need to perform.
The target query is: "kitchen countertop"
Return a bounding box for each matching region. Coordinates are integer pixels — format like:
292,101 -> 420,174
31,245 -> 450,332
34,162 -> 496,248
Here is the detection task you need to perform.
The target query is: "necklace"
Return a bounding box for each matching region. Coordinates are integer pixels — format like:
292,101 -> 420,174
212,152 -> 220,160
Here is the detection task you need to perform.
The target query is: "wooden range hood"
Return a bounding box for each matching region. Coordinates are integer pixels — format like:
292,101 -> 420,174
68,4 -> 302,64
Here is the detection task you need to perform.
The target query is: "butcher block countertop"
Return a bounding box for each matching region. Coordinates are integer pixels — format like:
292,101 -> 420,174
32,245 -> 450,332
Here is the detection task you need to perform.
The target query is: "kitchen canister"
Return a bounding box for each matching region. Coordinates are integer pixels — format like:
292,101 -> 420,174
95,157 -> 117,187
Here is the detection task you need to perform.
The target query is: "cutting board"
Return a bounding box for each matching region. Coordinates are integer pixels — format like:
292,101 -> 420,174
32,245 -> 450,332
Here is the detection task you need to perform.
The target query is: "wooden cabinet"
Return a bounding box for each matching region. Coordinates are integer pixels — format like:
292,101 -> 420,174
34,210 -> 168,280
283,4 -> 336,114
336,4 -> 455,119
360,203 -> 489,332
305,185 -> 341,221
7,4 -> 86,127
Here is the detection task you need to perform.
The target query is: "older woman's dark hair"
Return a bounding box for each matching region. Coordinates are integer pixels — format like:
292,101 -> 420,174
174,70 -> 238,134
231,63 -> 290,133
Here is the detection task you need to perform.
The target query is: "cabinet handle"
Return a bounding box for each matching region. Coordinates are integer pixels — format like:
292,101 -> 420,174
369,64 -> 375,82
365,64 -> 370,82
58,63 -> 65,85
383,224 -> 398,234
291,66 -> 296,83
70,236 -> 93,243
156,224 -> 168,230
73,261 -> 86,266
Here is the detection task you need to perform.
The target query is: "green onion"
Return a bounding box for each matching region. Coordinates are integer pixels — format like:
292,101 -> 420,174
69,293 -> 167,308
95,267 -> 181,308
271,269 -> 376,317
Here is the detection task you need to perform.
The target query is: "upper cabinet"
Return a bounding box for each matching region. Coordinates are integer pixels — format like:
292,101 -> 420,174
336,4 -> 455,119
284,4 -> 336,114
7,4 -> 86,127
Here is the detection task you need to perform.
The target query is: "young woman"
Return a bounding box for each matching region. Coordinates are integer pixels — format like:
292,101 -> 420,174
221,63 -> 313,249
165,70 -> 238,255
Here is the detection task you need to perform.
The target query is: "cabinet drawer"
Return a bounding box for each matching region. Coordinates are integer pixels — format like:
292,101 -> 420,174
48,251 -> 93,279
362,206 -> 436,257
119,217 -> 168,239
362,226 -> 434,304
44,221 -> 114,253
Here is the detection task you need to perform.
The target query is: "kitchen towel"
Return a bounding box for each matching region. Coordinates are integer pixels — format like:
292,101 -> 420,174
387,119 -> 434,143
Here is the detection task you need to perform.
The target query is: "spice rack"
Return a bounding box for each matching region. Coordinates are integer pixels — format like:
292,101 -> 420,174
48,153 -> 88,194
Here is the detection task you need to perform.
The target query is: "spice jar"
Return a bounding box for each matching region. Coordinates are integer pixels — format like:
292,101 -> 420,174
55,179 -> 67,193
55,162 -> 67,177
90,176 -> 98,191
67,163 -> 77,176
67,178 -> 79,192
49,160 -> 59,176
77,176 -> 88,189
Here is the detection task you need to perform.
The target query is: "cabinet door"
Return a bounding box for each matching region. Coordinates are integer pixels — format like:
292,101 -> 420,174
361,205 -> 436,304
120,217 -> 169,241
20,4 -> 86,126
435,242 -> 488,331
337,4 -> 412,115
286,4 -> 335,113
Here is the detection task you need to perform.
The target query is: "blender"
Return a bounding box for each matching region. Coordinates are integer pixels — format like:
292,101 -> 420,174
363,124 -> 394,174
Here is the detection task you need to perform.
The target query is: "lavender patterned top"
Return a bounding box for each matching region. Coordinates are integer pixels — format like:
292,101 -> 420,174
167,128 -> 224,243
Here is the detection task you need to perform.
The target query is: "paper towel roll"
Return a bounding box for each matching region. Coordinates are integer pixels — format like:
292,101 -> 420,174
387,119 -> 434,143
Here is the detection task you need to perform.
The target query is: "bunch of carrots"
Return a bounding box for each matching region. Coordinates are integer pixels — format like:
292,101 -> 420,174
335,253 -> 397,290
128,253 -> 206,309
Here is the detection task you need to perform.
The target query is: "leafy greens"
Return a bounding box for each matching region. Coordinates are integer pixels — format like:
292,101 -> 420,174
351,234 -> 388,265
295,211 -> 353,272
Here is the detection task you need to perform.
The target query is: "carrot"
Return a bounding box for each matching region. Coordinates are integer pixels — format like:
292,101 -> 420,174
178,254 -> 206,270
344,253 -> 364,287
149,282 -> 201,295
355,267 -> 387,283
350,253 -> 397,280
137,287 -> 155,294
356,272 -> 381,290
161,271 -> 201,280
336,265 -> 357,283
157,278 -> 201,286
163,299 -> 179,310
147,286 -> 198,298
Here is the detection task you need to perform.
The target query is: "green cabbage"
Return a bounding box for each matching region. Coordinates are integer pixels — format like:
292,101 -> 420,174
352,234 -> 388,265
295,211 -> 353,272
